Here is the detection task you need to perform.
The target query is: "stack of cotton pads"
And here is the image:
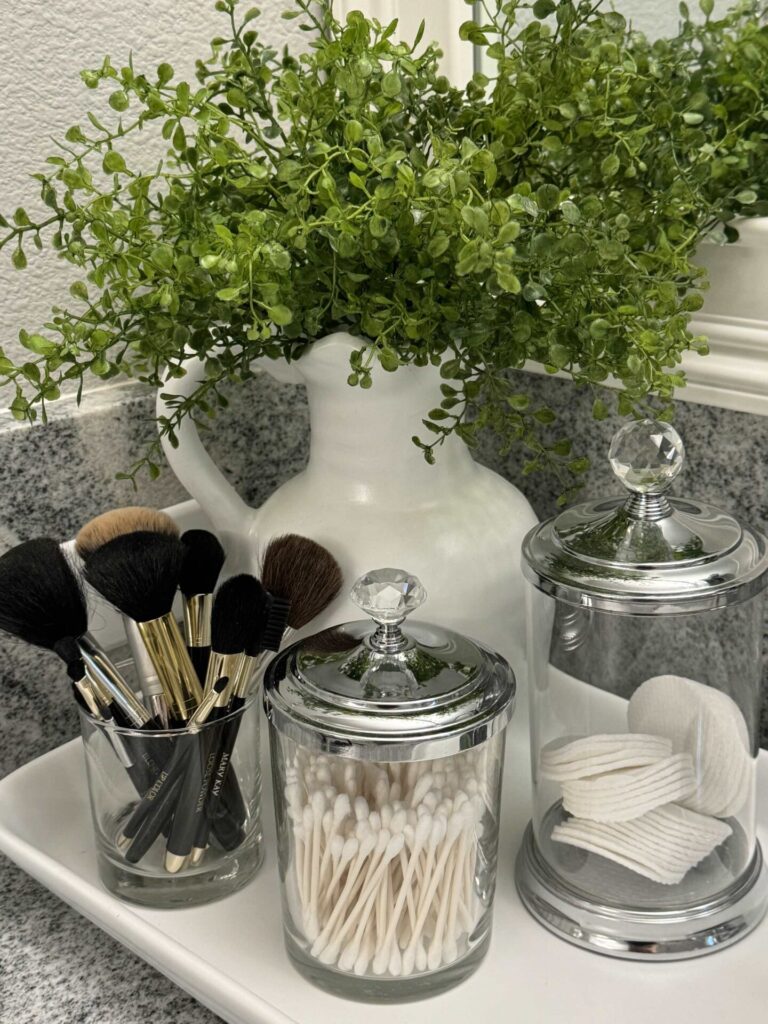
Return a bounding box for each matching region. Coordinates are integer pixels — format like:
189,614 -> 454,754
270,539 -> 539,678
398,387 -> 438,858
628,675 -> 752,818
545,674 -> 749,885
283,744 -> 496,978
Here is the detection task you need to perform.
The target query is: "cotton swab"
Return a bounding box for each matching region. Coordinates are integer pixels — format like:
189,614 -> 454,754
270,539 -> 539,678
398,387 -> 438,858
285,745 -> 494,980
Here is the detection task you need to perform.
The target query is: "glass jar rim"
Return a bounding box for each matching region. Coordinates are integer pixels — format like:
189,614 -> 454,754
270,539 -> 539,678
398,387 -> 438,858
77,690 -> 258,738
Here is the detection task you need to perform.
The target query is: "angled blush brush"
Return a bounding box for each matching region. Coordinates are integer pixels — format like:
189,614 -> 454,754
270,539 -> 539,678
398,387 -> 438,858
256,533 -> 344,664
179,529 -> 226,686
79,524 -> 203,722
76,507 -> 181,727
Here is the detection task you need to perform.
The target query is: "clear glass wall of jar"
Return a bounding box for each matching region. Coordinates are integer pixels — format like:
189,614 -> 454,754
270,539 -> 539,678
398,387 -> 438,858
526,593 -> 761,915
269,731 -> 506,1000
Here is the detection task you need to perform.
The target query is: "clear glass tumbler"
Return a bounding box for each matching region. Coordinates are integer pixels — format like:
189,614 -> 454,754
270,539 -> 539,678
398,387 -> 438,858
79,695 -> 263,907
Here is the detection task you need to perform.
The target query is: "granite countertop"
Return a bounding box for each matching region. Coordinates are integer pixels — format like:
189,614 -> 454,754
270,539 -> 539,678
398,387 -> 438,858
0,858 -> 221,1024
1,373 -> 768,1021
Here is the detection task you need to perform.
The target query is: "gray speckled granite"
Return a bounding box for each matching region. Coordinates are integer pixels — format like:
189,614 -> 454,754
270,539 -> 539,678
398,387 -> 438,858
0,368 -> 766,1021
0,858 -> 220,1023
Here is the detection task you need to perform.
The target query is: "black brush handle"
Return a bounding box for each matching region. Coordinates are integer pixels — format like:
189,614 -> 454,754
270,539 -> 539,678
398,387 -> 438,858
123,741 -> 193,860
190,703 -> 247,854
204,696 -> 248,852
124,757 -> 190,864
120,738 -> 191,844
188,645 -> 211,688
164,732 -> 218,864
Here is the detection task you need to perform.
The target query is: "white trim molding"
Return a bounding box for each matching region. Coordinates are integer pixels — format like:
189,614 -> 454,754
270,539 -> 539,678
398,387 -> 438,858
524,314 -> 768,417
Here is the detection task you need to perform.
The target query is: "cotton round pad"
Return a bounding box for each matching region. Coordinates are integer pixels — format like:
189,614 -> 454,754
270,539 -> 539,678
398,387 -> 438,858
540,733 -> 673,782
561,754 -> 695,822
552,803 -> 733,885
628,675 -> 751,817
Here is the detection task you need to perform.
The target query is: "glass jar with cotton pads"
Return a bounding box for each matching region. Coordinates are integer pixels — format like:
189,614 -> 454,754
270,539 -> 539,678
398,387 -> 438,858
264,568 -> 515,1001
518,418 -> 768,959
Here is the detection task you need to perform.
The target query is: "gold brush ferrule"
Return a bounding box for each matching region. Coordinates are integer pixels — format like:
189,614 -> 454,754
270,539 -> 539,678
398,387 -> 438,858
183,593 -> 212,649
204,652 -> 246,696
232,654 -> 258,699
189,678 -> 229,729
137,614 -> 203,721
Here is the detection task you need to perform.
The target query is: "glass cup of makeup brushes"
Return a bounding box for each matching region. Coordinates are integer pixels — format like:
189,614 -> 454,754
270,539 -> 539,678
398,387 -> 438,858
78,691 -> 264,908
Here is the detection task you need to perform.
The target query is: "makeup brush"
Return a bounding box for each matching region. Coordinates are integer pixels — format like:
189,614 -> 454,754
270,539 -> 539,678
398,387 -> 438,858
260,533 -> 343,653
123,576 -> 267,868
76,507 -> 181,727
203,574 -> 268,697
187,575 -> 272,864
80,527 -> 203,722
0,541 -> 160,791
179,529 -> 226,686
120,677 -> 230,865
0,538 -> 151,728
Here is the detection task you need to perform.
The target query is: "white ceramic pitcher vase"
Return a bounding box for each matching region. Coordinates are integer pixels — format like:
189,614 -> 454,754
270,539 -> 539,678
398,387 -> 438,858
157,332 -> 537,669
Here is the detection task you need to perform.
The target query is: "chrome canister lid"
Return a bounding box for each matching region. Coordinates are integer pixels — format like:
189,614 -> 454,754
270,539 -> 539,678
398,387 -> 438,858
522,419 -> 768,613
263,568 -> 515,760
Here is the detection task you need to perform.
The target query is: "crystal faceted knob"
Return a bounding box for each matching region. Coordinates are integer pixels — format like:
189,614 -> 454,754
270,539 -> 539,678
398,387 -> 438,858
351,568 -> 426,653
351,568 -> 426,623
609,419 -> 685,495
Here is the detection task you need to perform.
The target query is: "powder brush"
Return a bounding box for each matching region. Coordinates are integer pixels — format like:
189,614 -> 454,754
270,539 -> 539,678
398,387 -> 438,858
0,537 -> 150,729
79,524 -> 203,722
0,540 -> 161,791
76,507 -> 180,726
179,529 -> 226,686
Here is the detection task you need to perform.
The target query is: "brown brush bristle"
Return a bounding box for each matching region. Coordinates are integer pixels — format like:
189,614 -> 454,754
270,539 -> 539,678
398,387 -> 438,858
76,507 -> 179,559
260,534 -> 343,631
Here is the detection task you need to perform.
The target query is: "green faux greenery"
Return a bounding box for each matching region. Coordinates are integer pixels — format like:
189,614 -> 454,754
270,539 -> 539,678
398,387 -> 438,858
1,0 -> 767,489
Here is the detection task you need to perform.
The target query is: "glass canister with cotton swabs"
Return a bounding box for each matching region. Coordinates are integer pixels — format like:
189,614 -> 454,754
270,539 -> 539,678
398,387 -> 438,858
518,418 -> 768,960
264,568 -> 515,1001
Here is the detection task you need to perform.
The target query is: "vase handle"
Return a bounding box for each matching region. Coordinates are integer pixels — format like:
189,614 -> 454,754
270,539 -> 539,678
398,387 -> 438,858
156,356 -> 250,533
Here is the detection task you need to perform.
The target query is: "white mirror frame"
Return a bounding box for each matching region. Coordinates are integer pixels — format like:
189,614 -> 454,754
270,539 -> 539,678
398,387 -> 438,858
335,0 -> 768,415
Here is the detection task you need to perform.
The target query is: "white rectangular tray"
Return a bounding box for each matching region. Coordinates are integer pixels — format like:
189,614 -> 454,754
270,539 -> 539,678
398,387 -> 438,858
0,714 -> 765,1024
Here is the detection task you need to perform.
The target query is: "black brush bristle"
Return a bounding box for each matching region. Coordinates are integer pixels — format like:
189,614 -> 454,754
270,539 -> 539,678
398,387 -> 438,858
84,531 -> 182,622
179,530 -> 226,598
211,575 -> 269,654
0,538 -> 88,649
260,534 -> 343,631
258,595 -> 291,653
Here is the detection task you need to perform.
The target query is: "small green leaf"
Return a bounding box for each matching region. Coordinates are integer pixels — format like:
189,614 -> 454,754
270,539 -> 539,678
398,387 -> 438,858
683,112 -> 704,125
428,234 -> 450,258
381,71 -> 402,97
600,153 -> 620,178
70,281 -> 89,302
736,189 -> 758,204
533,0 -> 556,17
22,333 -> 57,356
13,208 -> 31,227
269,304 -> 293,326
496,269 -> 522,294
102,150 -> 127,174
12,249 -> 27,270
592,397 -> 610,421
699,0 -> 714,15
108,90 -> 129,112
157,62 -> 174,84
216,286 -> 243,301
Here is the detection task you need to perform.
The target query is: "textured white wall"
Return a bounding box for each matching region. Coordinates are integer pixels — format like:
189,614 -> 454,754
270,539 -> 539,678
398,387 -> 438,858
0,0 -> 307,390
